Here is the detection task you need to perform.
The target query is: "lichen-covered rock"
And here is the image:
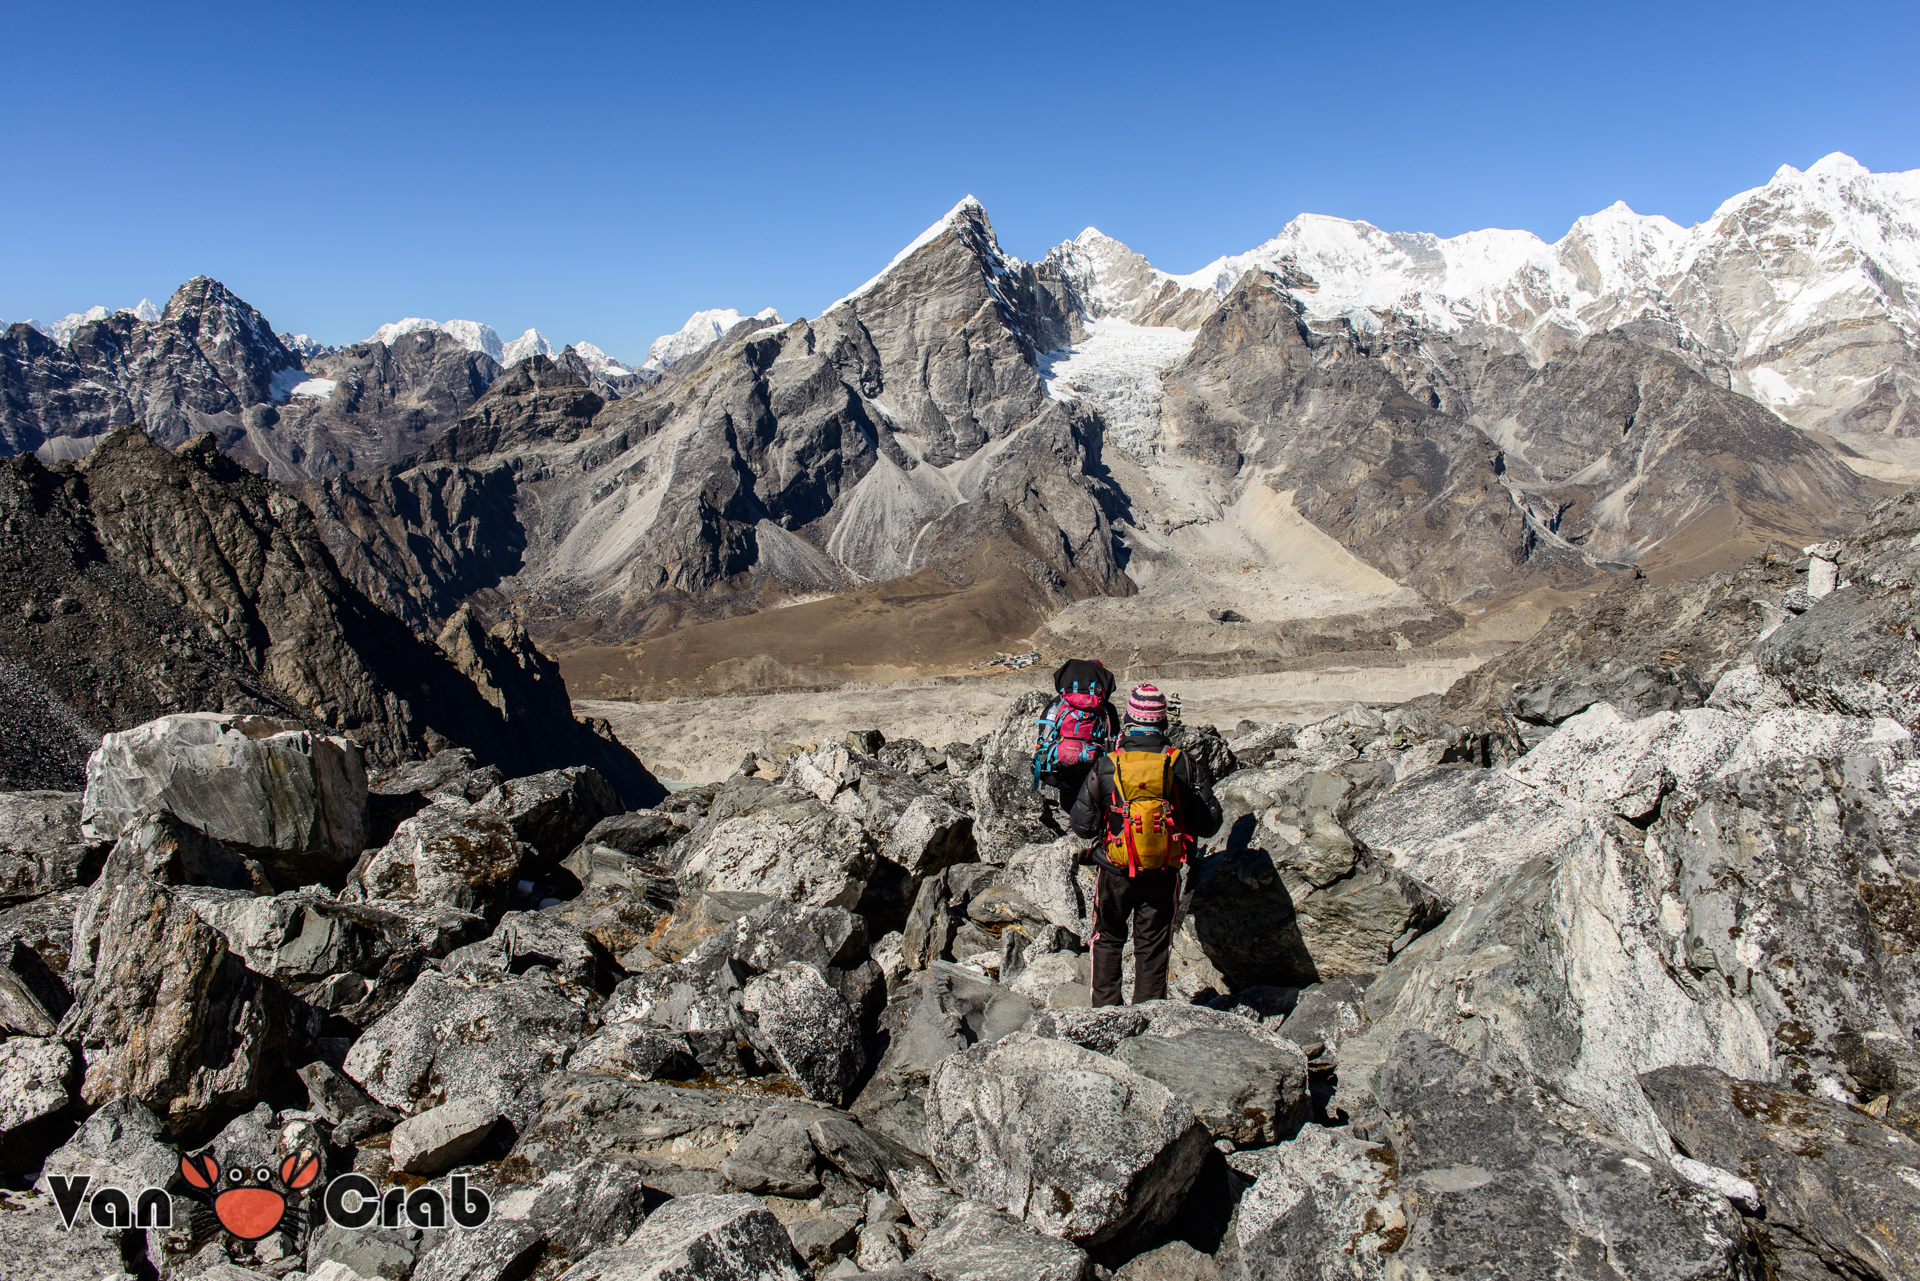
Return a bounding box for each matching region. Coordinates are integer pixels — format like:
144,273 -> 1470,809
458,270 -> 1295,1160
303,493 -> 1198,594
490,1158 -> 649,1263
672,777 -> 874,909
80,712 -> 368,888
740,962 -> 865,1105
1,936 -> 71,1035
1233,1125 -> 1403,1281
925,1031 -> 1209,1246
881,794 -> 975,880
554,1192 -> 808,1281
1655,754 -> 1920,1109
1509,700 -> 1910,819
344,796 -> 525,918
477,767 -> 622,868
0,1036 -> 77,1149
0,791 -> 99,903
1757,484 -> 1920,729
442,911 -> 620,993
908,1199 -> 1092,1281
1338,814 -> 1770,1155
1000,837 -> 1091,937
1642,1065 -> 1920,1281
1035,1001 -> 1310,1146
37,1095 -> 180,1195
508,1072 -> 768,1181
1343,742 -> 1920,1158
967,691 -> 1067,863
410,1220 -> 546,1281
0,1187 -> 143,1281
598,899 -> 873,1085
565,1023 -> 701,1084
94,810 -> 271,893
59,872 -> 304,1123
342,969 -> 590,1126
1349,1032 -> 1747,1281
177,887 -> 486,986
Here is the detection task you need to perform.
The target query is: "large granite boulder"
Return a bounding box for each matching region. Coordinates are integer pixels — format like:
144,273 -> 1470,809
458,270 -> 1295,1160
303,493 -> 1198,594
1346,765 -> 1586,904
1238,1032 -> 1748,1280
672,777 -> 874,909
925,1031 -> 1210,1246
0,1187 -> 145,1281
344,796 -> 525,919
551,1192 -> 807,1281
177,887 -> 487,987
442,910 -> 621,993
857,962 -> 1040,1154
476,767 -> 622,869
598,899 -> 873,1090
1342,744 -> 1920,1156
507,1072 -> 768,1184
80,712 -> 369,889
59,872 -> 304,1123
0,1036 -> 78,1164
1034,1002 -> 1310,1146
93,810 -> 270,893
1642,1065 -> 1920,1281
0,791 -> 100,903
908,1199 -> 1093,1281
967,691 -> 1066,863
740,961 -> 865,1105
489,1158 -> 650,1266
341,969 -> 591,1128
1184,821 -> 1439,991
1320,1037 -> 1743,1281
1231,1125 -> 1403,1281
37,1095 -> 181,1195
1507,700 -> 1909,819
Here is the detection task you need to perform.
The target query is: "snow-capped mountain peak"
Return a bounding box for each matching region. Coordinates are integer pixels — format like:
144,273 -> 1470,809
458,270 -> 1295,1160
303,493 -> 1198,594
500,329 -> 555,366
830,196 -> 997,310
367,317 -> 507,363
641,307 -> 781,373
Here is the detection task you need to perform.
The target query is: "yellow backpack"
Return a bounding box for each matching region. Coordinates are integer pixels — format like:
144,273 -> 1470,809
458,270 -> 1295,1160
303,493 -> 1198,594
1103,749 -> 1192,874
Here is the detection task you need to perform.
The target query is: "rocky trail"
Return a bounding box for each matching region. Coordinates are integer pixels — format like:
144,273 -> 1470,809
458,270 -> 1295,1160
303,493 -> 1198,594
2,480 -> 1916,1280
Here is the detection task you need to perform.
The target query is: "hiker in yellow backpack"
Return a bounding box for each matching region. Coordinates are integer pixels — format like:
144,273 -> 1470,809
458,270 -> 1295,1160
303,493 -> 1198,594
1067,683 -> 1223,1006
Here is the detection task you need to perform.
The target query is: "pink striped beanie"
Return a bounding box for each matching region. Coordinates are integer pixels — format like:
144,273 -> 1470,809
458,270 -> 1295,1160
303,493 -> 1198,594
1125,684 -> 1168,724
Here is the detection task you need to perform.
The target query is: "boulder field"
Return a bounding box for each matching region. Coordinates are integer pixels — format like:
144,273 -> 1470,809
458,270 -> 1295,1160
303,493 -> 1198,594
2,483 -> 1918,1280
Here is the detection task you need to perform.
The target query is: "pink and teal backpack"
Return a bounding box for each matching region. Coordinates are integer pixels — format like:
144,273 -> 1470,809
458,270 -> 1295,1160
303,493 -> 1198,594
1032,659 -> 1118,789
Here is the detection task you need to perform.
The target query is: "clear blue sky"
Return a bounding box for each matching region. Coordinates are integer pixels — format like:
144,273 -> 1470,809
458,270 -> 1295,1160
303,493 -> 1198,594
4,1 -> 1916,361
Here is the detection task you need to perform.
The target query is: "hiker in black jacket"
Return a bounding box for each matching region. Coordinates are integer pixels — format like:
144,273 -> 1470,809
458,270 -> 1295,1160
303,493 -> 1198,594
1068,683 -> 1223,1006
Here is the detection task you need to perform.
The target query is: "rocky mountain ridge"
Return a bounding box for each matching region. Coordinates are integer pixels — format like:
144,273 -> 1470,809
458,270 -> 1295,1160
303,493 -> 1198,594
0,426 -> 660,801
4,161 -> 1912,696
1053,152 -> 1920,478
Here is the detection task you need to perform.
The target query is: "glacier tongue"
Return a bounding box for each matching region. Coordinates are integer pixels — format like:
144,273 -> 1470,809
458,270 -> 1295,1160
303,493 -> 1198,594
1040,318 -> 1196,454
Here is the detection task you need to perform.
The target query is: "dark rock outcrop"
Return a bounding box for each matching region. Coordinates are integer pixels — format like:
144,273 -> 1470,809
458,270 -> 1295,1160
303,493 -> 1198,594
0,428 -> 660,801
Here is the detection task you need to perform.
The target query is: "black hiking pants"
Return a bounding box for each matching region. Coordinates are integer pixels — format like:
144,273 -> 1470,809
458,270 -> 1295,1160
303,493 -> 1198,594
1089,864 -> 1180,1006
